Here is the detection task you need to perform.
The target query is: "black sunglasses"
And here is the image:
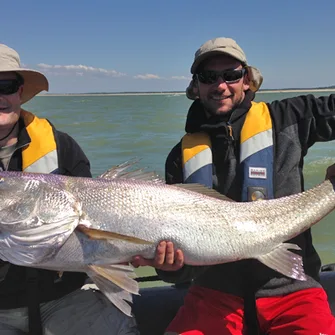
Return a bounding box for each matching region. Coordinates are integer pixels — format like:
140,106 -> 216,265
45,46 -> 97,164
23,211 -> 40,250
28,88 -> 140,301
0,79 -> 22,95
197,68 -> 246,85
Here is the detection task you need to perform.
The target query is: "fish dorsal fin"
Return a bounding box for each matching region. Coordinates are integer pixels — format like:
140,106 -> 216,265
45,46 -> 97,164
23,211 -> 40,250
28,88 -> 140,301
98,158 -> 139,179
98,158 -> 164,184
174,183 -> 235,202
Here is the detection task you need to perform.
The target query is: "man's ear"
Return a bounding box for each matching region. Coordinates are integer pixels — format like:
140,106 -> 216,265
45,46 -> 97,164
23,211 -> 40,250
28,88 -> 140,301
18,85 -> 24,102
193,76 -> 198,87
243,70 -> 250,91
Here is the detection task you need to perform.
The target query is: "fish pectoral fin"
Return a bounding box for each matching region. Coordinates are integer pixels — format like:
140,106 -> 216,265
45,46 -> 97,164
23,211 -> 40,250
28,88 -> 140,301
255,243 -> 306,281
174,184 -> 235,202
77,225 -> 153,245
88,264 -> 138,294
87,264 -> 139,317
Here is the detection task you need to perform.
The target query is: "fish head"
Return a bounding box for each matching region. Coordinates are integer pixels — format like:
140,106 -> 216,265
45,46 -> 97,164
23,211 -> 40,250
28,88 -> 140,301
0,175 -> 43,230
0,173 -> 82,265
0,174 -> 80,229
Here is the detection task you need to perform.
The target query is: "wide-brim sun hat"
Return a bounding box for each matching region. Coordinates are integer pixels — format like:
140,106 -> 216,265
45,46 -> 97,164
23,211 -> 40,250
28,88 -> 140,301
0,44 -> 48,103
190,37 -> 263,94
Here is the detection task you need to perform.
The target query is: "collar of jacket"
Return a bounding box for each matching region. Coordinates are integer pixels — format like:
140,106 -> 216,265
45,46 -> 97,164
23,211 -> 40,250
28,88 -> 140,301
185,90 -> 255,139
16,117 -> 31,149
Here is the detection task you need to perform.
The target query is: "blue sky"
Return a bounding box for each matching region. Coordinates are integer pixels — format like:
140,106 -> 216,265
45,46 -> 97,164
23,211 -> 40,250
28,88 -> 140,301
2,0 -> 334,93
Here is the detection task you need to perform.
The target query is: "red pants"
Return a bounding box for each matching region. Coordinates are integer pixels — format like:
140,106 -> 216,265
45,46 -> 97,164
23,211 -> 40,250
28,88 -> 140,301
165,286 -> 335,335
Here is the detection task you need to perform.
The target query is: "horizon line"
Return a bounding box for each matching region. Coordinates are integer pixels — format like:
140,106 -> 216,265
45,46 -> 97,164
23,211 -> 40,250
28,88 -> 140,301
37,85 -> 335,96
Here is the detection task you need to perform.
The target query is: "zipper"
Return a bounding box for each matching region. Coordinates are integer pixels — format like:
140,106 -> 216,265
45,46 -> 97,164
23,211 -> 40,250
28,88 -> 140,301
227,121 -> 234,141
226,107 -> 236,141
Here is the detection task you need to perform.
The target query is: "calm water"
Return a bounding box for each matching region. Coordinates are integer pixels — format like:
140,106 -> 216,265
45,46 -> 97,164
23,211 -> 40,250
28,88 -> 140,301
24,91 -> 335,286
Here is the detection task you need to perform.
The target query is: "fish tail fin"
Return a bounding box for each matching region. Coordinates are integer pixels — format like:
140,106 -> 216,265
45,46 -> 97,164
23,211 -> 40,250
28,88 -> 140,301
87,264 -> 139,317
255,242 -> 307,281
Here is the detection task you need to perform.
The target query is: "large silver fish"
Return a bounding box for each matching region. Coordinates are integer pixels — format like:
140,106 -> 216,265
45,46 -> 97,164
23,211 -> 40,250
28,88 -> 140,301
0,161 -> 334,316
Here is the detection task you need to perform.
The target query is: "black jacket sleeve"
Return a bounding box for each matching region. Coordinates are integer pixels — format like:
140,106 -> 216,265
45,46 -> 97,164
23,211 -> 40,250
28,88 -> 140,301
156,141 -> 209,284
56,130 -> 92,178
165,142 -> 183,184
270,94 -> 335,153
269,93 -> 335,277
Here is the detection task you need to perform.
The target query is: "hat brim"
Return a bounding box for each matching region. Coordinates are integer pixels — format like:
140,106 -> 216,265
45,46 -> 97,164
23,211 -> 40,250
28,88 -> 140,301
1,68 -> 49,104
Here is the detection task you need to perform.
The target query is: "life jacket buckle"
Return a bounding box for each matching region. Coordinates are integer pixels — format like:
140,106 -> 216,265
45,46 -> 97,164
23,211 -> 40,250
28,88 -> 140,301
247,186 -> 267,201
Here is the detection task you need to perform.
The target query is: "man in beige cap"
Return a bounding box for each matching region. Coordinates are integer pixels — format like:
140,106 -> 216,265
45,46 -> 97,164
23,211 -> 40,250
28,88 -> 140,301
133,37 -> 335,334
0,44 -> 139,335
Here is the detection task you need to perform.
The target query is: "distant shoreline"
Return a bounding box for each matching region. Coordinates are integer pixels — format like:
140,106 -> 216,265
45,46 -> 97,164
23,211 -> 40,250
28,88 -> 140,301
38,92 -> 186,97
37,88 -> 335,97
259,88 -> 335,94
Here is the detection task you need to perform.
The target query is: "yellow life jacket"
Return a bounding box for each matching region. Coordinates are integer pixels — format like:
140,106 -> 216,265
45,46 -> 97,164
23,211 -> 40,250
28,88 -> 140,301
181,101 -> 274,201
21,109 -> 59,173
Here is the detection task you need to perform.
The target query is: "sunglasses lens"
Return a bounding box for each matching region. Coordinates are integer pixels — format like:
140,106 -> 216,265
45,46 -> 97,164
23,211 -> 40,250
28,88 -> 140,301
0,80 -> 20,95
197,69 -> 245,84
197,71 -> 219,84
224,69 -> 244,83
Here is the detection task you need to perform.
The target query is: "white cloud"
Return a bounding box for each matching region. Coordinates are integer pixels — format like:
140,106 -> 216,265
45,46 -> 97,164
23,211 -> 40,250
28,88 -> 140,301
32,63 -> 190,83
37,63 -> 53,69
133,73 -> 161,80
37,63 -> 126,77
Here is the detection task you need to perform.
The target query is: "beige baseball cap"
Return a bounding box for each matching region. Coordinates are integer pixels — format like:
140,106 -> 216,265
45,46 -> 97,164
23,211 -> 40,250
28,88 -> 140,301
190,37 -> 263,92
0,44 -> 48,103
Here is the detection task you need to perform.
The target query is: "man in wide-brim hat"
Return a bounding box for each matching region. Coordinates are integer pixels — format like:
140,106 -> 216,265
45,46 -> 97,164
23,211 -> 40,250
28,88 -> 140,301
0,44 -> 49,147
0,44 -> 140,335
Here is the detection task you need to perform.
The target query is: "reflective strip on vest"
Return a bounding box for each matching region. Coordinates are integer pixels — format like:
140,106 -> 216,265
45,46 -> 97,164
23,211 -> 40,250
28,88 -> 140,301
23,150 -> 58,173
182,133 -> 213,188
183,147 -> 212,186
240,129 -> 273,162
20,109 -> 59,174
240,101 -> 273,163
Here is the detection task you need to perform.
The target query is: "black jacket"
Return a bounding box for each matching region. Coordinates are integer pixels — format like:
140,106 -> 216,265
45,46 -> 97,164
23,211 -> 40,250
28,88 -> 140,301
158,91 -> 335,298
0,117 -> 92,309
